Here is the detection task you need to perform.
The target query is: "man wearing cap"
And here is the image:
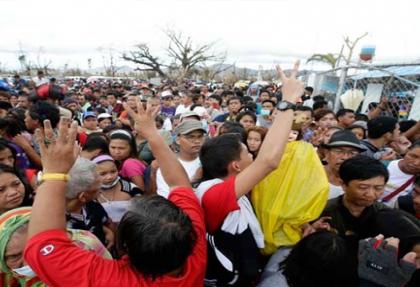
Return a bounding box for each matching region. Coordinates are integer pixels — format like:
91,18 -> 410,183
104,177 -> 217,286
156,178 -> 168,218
175,91 -> 194,115
323,130 -> 367,199
81,112 -> 101,134
152,120 -> 206,198
97,113 -> 113,130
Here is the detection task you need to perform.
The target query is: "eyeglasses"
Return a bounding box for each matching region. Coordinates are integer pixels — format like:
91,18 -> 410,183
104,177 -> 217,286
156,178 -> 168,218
330,148 -> 359,157
181,134 -> 205,142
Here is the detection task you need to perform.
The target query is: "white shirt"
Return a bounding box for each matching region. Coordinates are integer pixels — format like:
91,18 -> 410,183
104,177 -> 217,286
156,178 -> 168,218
156,157 -> 201,198
32,76 -> 49,87
381,160 -> 414,207
175,104 -> 191,115
329,183 -> 344,199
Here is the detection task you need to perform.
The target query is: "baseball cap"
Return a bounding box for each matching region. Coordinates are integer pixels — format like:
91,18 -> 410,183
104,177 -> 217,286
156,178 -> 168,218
323,130 -> 366,151
174,120 -> 206,135
161,90 -> 173,98
180,111 -> 200,121
83,111 -> 97,120
97,113 -> 112,120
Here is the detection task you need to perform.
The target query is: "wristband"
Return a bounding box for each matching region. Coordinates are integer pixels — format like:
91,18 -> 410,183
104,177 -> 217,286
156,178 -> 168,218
39,173 -> 70,183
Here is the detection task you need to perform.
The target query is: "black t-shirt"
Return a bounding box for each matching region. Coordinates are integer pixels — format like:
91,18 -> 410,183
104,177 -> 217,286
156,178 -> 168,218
66,200 -> 109,244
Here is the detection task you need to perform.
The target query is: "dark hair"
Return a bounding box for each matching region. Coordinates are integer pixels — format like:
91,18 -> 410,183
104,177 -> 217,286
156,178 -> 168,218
261,100 -> 275,107
29,101 -> 60,128
227,96 -> 242,105
117,196 -> 196,278
209,94 -> 222,105
296,105 -> 314,117
219,122 -> 246,142
313,100 -> 328,111
355,113 -> 369,122
305,86 -> 314,93
347,125 -> 367,139
281,231 -> 355,287
109,130 -> 138,159
200,134 -> 242,180
312,95 -> 325,102
336,108 -> 355,118
236,111 -> 257,126
339,155 -> 389,185
367,116 -> 398,139
408,139 -> 420,151
241,96 -> 254,104
314,109 -> 336,122
83,134 -> 109,154
399,120 -> 417,133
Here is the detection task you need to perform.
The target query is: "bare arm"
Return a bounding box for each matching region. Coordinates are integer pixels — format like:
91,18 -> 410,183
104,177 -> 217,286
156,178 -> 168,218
235,62 -> 304,198
28,119 -> 79,238
124,101 -> 190,189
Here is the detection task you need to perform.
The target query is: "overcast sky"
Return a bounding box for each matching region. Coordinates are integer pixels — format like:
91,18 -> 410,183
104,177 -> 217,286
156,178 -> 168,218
1,0 -> 419,71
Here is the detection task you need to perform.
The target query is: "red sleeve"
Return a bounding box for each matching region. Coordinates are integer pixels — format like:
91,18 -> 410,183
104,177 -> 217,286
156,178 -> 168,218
23,230 -> 139,287
201,176 -> 240,234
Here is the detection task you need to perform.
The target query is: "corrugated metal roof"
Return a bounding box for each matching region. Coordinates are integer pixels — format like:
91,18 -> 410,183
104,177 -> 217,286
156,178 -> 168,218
351,65 -> 420,80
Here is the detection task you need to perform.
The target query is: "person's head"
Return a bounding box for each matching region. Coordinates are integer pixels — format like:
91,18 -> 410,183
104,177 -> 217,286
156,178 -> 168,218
174,121 -> 206,158
367,116 -> 400,143
259,91 -> 270,102
399,120 -> 417,133
227,96 -> 242,115
336,109 -> 355,128
0,164 -> 27,214
97,113 -> 112,130
0,207 -> 32,274
312,100 -> 328,112
207,94 -> 222,109
181,91 -> 194,106
399,140 -> 420,175
347,122 -> 367,141
314,109 -> 337,129
66,158 -> 100,203
179,111 -> 200,123
117,195 -> 196,278
200,133 -> 253,180
81,133 -> 109,159
0,102 -> 12,118
16,94 -> 29,109
126,94 -> 139,110
322,126 -> 343,145
106,93 -> 117,106
295,106 -> 313,128
246,126 -> 268,155
339,155 -> 389,207
109,129 -> 137,161
25,101 -> 60,132
82,111 -> 98,131
161,95 -> 173,107
92,155 -> 119,189
323,130 -> 365,171
173,94 -> 181,107
0,140 -> 15,167
236,111 -> 256,129
261,100 -> 275,113
219,121 -> 246,142
282,231 -> 354,287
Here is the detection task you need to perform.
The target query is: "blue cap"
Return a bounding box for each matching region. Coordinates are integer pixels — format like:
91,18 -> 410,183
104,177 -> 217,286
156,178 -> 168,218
83,111 -> 97,120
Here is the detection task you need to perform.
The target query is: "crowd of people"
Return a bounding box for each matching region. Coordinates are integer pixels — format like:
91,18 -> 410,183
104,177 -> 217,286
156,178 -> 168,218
0,62 -> 419,287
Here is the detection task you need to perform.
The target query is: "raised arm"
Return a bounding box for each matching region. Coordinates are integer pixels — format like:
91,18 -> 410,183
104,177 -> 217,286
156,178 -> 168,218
124,100 -> 191,190
235,61 -> 304,198
28,118 -> 79,238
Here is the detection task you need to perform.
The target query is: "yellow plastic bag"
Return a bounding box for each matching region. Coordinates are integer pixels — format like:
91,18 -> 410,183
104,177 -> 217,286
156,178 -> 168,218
251,141 -> 329,255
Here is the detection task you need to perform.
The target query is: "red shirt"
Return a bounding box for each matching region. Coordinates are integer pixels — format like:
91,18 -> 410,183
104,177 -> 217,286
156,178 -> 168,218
200,176 -> 240,234
24,187 -> 206,287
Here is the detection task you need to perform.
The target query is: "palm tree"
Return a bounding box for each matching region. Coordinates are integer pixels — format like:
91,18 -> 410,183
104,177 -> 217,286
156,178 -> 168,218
306,53 -> 340,69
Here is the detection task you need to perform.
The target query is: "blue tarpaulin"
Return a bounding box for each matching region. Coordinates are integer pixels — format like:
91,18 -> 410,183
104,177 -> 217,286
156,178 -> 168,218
351,65 -> 420,80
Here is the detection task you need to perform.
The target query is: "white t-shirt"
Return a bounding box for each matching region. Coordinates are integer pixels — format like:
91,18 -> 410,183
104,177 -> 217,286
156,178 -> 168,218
156,157 -> 201,198
175,104 -> 191,115
381,160 -> 414,207
329,183 -> 344,199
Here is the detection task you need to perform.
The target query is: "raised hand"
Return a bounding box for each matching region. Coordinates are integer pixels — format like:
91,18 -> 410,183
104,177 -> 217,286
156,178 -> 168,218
276,61 -> 304,104
123,99 -> 160,139
35,118 -> 79,174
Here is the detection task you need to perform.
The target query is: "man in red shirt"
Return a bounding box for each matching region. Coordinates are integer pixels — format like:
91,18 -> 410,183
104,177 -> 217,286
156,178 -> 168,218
196,62 -> 304,286
24,101 -> 206,286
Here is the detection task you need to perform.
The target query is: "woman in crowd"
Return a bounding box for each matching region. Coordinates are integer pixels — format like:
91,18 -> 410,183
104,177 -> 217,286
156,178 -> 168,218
237,110 -> 257,129
108,129 -> 146,191
0,207 -> 111,287
246,126 -> 268,158
0,164 -> 32,215
93,155 -> 142,223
